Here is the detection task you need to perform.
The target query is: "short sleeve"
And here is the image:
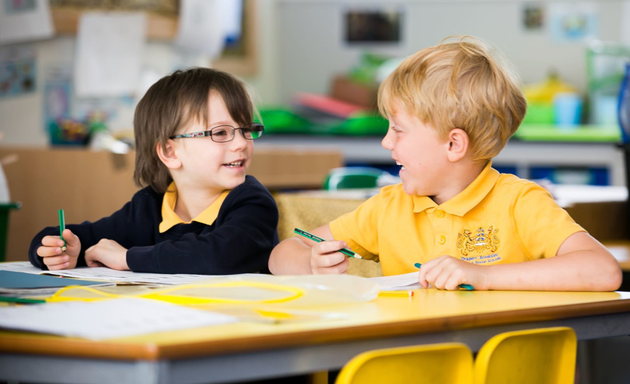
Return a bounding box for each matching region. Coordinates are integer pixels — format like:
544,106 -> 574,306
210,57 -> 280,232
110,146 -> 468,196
513,183 -> 585,259
329,193 -> 382,260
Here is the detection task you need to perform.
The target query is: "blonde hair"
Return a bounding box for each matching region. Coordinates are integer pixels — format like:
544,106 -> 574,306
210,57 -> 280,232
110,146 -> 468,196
378,36 -> 527,161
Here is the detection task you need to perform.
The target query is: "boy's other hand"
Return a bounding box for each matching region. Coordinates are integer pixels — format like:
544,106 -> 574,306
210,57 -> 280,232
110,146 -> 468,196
310,240 -> 350,274
85,239 -> 129,271
36,229 -> 80,270
417,255 -> 489,290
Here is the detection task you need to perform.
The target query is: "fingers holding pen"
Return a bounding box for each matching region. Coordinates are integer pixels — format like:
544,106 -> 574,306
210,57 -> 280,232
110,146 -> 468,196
310,240 -> 351,274
37,235 -> 66,256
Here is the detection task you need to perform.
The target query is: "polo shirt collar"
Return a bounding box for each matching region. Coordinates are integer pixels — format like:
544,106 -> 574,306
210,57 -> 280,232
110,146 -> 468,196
159,182 -> 229,233
412,161 -> 499,216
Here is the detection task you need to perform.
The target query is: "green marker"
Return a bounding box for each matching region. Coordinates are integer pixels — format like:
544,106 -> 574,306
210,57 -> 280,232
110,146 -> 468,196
59,209 -> 66,252
414,262 -> 474,290
0,296 -> 47,304
294,228 -> 362,259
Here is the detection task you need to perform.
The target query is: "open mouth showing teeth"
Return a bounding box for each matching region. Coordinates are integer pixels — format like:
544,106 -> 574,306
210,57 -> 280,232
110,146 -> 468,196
224,161 -> 244,167
396,161 -> 405,170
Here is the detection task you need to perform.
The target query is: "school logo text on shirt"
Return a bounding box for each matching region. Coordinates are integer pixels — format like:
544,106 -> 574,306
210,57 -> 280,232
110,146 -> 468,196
457,226 -> 502,264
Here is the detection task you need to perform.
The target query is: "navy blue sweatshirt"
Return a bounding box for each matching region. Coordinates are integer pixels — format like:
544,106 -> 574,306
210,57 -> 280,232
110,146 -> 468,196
29,176 -> 278,274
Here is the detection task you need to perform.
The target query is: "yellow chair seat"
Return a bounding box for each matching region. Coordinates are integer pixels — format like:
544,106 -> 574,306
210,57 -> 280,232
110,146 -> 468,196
474,326 -> 577,384
335,343 -> 473,384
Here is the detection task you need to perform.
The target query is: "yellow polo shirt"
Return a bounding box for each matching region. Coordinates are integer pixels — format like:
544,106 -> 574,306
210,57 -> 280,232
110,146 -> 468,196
329,162 -> 585,276
159,183 -> 229,233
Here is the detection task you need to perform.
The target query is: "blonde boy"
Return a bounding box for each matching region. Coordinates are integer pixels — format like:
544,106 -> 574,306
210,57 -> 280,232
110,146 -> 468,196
269,36 -> 622,291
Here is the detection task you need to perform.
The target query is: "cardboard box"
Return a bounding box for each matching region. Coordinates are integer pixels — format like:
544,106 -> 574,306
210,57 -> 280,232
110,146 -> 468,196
330,75 -> 379,111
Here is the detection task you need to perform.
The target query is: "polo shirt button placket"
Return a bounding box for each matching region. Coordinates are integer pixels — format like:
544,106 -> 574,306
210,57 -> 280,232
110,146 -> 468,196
435,210 -> 445,218
439,235 -> 446,245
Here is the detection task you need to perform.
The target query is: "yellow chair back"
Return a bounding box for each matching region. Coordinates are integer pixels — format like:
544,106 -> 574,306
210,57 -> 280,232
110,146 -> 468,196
335,343 -> 473,384
474,327 -> 577,384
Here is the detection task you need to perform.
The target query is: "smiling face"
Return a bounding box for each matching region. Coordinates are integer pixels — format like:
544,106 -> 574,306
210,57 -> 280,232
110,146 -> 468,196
381,106 -> 451,197
170,91 -> 254,194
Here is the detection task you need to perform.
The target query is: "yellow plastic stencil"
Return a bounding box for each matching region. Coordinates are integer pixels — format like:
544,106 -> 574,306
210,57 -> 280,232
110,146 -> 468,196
48,281 -> 305,306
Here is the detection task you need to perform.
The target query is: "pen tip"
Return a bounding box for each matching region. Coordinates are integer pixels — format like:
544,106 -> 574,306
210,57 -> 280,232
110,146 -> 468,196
414,263 -> 422,269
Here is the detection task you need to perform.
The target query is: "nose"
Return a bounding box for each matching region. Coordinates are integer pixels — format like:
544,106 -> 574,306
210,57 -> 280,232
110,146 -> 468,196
381,129 -> 394,150
229,129 -> 249,151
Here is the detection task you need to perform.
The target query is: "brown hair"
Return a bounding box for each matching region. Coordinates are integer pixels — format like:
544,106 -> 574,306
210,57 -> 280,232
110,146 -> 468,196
133,67 -> 255,192
378,36 -> 527,161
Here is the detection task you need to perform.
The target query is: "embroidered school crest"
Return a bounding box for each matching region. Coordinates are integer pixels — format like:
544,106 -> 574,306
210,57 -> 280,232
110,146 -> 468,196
457,226 -> 500,257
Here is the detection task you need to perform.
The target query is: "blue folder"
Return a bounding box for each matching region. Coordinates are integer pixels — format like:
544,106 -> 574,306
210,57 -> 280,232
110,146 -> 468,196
0,270 -> 106,289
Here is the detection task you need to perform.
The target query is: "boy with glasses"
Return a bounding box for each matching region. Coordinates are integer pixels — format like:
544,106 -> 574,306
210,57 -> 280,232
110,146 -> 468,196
30,68 -> 278,274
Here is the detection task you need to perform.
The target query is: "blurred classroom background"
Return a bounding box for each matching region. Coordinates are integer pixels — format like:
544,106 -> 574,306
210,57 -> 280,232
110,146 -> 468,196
0,0 -> 630,264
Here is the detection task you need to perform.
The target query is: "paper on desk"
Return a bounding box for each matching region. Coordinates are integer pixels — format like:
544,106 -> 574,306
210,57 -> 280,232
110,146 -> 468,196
370,272 -> 422,291
0,262 -> 243,285
74,12 -> 146,97
41,267 -> 217,285
0,261 -> 42,275
0,0 -> 53,45
0,298 -> 237,340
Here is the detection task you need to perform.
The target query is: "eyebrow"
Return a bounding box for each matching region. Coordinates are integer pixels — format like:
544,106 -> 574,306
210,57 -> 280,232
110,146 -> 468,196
208,121 -> 235,128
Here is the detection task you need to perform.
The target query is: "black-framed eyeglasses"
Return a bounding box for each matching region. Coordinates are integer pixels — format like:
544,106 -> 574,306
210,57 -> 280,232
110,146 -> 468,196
169,123 -> 264,143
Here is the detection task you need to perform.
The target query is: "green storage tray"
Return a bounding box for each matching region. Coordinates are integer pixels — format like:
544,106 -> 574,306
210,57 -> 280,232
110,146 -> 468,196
513,124 -> 621,142
327,113 -> 389,136
258,108 -> 311,134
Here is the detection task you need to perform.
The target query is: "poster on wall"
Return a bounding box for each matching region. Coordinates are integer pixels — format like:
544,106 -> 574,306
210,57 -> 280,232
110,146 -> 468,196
0,0 -> 54,45
0,45 -> 36,99
344,7 -> 403,45
43,65 -> 72,125
74,12 -> 146,97
175,0 -> 226,58
548,2 -> 599,42
522,3 -> 545,32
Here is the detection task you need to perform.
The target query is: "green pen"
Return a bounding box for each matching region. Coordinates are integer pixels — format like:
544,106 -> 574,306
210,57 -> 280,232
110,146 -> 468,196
59,209 -> 66,252
0,296 -> 47,304
414,262 -> 474,290
294,228 -> 362,259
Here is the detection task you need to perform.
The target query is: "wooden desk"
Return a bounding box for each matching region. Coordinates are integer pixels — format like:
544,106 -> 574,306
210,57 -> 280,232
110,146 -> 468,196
1,290 -> 629,383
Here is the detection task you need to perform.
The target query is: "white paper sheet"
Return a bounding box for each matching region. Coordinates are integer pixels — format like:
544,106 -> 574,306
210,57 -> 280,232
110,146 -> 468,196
370,272 -> 422,291
74,12 -> 146,97
41,267 -> 217,285
0,261 -> 43,275
622,1 -> 630,44
553,185 -> 628,207
175,0 -> 225,58
220,0 -> 243,43
0,0 -> 53,45
0,298 -> 237,340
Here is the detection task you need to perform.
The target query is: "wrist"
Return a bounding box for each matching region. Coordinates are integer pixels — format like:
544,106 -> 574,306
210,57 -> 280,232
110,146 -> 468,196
121,250 -> 130,270
483,264 -> 500,290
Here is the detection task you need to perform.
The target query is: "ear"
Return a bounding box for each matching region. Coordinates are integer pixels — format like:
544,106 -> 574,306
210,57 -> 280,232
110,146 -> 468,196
445,128 -> 470,162
156,140 -> 182,170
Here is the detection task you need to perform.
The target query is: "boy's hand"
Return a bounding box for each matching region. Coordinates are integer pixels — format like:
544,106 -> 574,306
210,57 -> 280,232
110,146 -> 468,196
417,255 -> 489,290
84,239 -> 129,271
309,240 -> 350,274
36,229 -> 81,270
